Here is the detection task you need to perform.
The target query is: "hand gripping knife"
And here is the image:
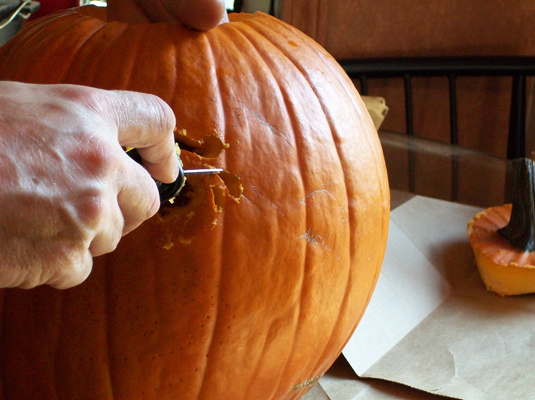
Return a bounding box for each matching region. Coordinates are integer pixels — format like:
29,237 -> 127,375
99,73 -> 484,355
126,148 -> 222,204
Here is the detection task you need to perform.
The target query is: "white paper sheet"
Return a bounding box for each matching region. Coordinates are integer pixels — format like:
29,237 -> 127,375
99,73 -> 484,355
334,196 -> 535,400
342,220 -> 452,375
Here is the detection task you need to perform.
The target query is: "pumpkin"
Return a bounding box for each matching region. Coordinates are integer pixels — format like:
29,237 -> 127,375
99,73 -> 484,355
0,6 -> 389,399
467,158 -> 535,296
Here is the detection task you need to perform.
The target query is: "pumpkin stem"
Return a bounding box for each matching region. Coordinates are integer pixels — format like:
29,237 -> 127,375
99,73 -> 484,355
498,158 -> 535,251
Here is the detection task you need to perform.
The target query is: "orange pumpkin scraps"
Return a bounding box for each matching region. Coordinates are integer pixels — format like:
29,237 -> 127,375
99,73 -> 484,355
467,158 -> 535,296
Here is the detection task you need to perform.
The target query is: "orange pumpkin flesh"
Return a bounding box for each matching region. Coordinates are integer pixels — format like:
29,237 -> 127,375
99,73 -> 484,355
468,159 -> 535,297
0,7 -> 389,400
467,204 -> 535,296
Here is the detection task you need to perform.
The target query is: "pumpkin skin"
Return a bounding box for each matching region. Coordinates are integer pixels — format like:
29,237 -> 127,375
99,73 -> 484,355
0,7 -> 389,400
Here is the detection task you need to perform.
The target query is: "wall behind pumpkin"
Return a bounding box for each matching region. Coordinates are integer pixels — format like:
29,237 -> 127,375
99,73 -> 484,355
280,0 -> 535,159
29,0 -> 80,19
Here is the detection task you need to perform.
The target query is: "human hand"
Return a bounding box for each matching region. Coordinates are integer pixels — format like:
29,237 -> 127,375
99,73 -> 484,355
107,0 -> 227,30
0,81 -> 178,289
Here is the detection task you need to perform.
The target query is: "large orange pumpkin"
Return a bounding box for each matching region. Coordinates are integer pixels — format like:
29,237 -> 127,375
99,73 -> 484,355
0,7 -> 389,400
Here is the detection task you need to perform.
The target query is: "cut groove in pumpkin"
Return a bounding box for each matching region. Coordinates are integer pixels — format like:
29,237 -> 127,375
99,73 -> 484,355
166,181 -> 194,209
175,129 -> 229,159
211,185 -> 227,213
218,171 -> 243,200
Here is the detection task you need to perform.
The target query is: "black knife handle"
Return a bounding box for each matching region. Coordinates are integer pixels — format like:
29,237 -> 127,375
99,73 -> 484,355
126,148 -> 185,204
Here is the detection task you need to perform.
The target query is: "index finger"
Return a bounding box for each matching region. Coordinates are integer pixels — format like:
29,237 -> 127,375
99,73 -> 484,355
107,90 -> 179,183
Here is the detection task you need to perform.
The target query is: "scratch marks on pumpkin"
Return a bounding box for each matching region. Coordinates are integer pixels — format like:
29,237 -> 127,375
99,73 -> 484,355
245,107 -> 280,134
339,206 -> 347,223
292,375 -> 322,391
248,185 -> 285,216
299,229 -> 330,251
229,97 -> 286,138
299,230 -> 321,245
300,189 -> 330,205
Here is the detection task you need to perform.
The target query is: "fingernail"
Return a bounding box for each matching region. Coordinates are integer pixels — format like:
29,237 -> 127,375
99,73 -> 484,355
219,10 -> 229,24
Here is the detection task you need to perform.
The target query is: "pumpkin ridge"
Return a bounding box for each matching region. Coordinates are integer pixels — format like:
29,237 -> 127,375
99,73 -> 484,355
231,34 -> 312,398
251,11 -> 331,60
310,97 -> 386,375
292,20 -> 388,362
245,19 -> 357,388
116,24 -> 152,92
194,24 -> 299,397
274,99 -> 330,399
6,9 -> 82,56
249,106 -> 306,398
40,16 -> 107,84
315,100 -> 386,368
196,23 -> 313,398
142,22 -> 185,104
1,14 -> 99,83
62,22 -> 112,86
226,17 -> 368,396
192,31 -> 227,400
319,54 -> 390,324
254,12 -> 389,377
201,31 -> 239,390
243,316 -> 297,400
219,21 -> 293,146
103,269 -> 116,399
63,21 -> 128,87
167,26 -> 180,112
299,99 -> 354,379
199,27 -> 227,162
270,143 -> 319,396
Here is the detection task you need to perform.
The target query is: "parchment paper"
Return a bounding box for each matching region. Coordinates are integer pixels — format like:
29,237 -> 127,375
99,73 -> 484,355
337,196 -> 535,400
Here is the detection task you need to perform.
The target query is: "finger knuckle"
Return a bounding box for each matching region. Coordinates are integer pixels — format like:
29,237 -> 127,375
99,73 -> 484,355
89,219 -> 123,258
75,140 -> 118,180
49,251 -> 93,289
131,95 -> 174,138
152,96 -> 176,134
145,189 -> 161,219
58,85 -> 105,114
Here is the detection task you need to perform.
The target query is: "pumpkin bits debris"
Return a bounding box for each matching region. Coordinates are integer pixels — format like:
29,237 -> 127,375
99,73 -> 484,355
467,158 -> 535,296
